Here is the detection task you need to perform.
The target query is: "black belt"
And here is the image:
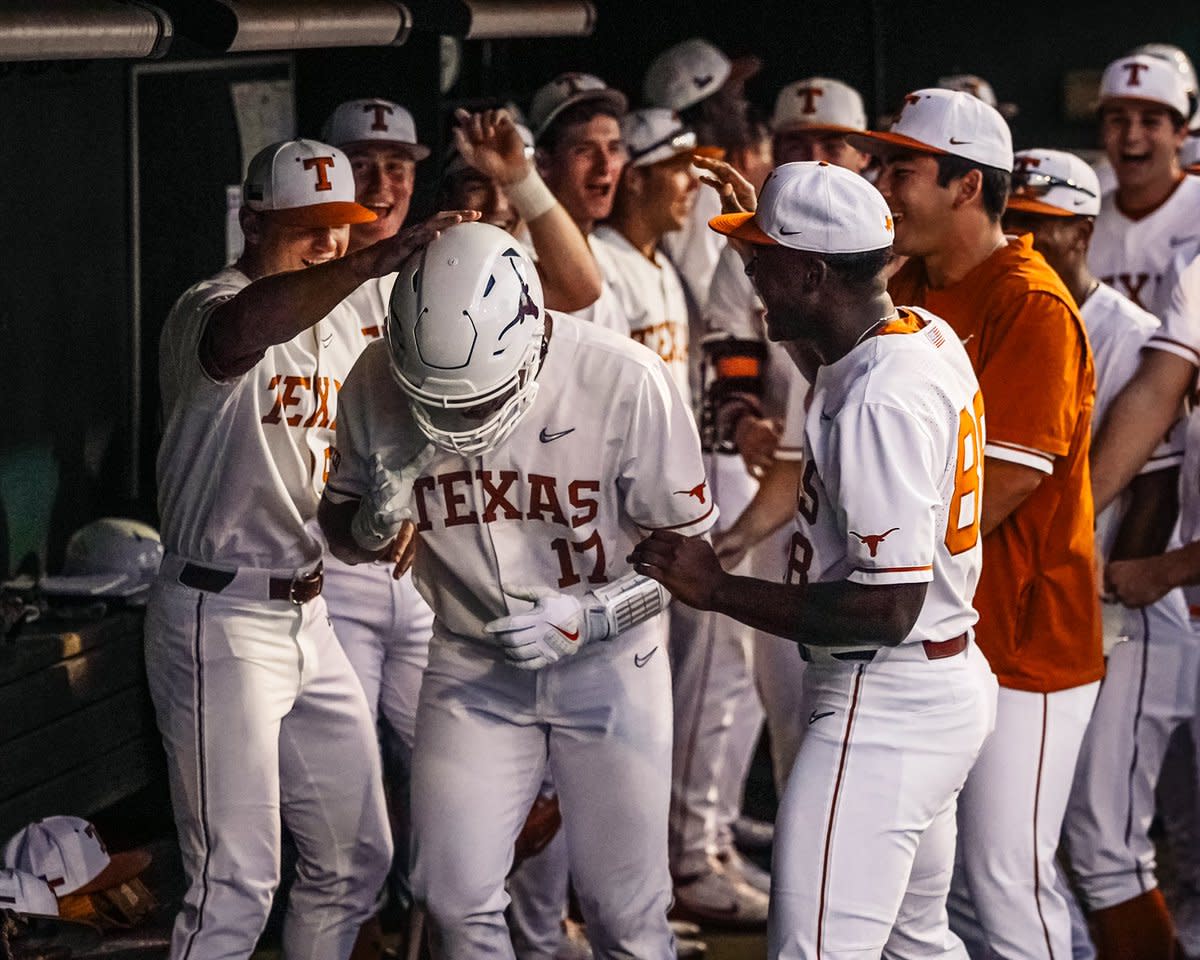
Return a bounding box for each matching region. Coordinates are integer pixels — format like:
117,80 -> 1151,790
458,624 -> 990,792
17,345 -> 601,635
177,562 -> 324,604
799,633 -> 968,663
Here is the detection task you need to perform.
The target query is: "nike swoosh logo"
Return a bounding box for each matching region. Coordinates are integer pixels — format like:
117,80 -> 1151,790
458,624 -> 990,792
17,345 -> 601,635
948,137 -> 972,145
320,333 -> 333,347
1169,236 -> 1194,248
779,228 -> 803,236
539,427 -> 575,443
552,624 -> 580,643
634,646 -> 658,668
809,710 -> 835,724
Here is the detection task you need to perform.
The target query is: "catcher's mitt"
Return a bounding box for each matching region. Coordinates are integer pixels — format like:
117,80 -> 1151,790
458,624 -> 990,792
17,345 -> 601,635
512,793 -> 562,869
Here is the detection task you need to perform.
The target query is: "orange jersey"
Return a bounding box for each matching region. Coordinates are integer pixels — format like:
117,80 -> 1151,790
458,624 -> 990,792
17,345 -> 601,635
889,234 -> 1101,693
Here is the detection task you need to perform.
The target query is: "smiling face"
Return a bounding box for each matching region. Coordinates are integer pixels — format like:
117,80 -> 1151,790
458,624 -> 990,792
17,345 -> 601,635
874,152 -> 957,258
241,210 -> 350,277
625,152 -> 700,235
444,169 -> 521,236
1100,100 -> 1187,196
538,113 -> 626,228
343,142 -> 417,249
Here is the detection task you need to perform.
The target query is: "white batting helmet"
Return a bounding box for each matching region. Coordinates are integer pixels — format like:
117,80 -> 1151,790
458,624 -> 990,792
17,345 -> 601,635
386,222 -> 546,457
40,518 -> 163,602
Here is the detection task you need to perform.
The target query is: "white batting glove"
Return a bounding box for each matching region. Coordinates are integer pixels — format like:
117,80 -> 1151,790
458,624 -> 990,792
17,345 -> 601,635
350,444 -> 437,552
485,587 -> 606,670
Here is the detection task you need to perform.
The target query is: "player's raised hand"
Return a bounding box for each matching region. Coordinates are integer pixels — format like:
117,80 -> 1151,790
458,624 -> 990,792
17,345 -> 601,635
485,587 -> 592,670
453,108 -> 530,186
1105,555 -> 1176,609
629,531 -> 727,611
694,154 -> 757,215
351,443 -> 438,552
355,209 -> 482,278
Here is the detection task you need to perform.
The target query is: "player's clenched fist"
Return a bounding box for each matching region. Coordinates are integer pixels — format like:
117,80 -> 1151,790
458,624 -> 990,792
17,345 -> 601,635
630,530 -> 727,611
1105,555 -> 1177,609
485,587 -> 597,670
351,444 -> 437,552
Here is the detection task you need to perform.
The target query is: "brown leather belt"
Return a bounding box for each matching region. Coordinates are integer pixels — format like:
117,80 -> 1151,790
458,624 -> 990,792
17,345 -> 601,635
177,562 -> 324,604
800,632 -> 968,663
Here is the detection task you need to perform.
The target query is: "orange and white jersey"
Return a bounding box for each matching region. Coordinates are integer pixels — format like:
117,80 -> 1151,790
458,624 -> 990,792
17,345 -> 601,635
157,266 -> 370,569
777,308 -> 984,648
328,314 -> 717,643
1088,175 -> 1200,311
590,224 -> 692,402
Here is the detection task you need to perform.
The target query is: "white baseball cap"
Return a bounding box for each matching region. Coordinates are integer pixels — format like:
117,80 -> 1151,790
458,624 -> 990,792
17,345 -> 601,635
243,139 -> 376,228
321,98 -> 431,161
709,160 -> 894,254
849,88 -> 1014,172
1100,55 -> 1193,121
0,868 -> 59,917
643,37 -> 760,113
621,108 -> 697,167
3,816 -> 151,897
528,73 -> 628,144
772,77 -> 867,134
938,73 -> 998,108
1008,149 -> 1102,218
1130,43 -> 1199,126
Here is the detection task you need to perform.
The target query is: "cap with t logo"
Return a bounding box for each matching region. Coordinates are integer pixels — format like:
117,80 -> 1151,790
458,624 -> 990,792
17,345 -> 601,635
772,77 -> 867,134
848,88 -> 1013,172
3,816 -> 151,897
1100,54 -> 1193,120
1008,149 -> 1101,218
243,139 -> 376,228
321,98 -> 430,160
709,160 -> 894,253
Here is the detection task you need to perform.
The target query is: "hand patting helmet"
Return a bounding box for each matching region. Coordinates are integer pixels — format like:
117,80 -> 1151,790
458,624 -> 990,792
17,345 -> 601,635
386,222 -> 546,457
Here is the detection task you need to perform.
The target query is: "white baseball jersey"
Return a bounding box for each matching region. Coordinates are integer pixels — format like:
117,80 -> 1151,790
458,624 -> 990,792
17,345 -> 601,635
328,314 -> 717,643
1083,282 -> 1182,558
1088,175 -> 1200,311
778,308 -> 984,649
1151,251 -> 1200,368
589,225 -> 693,401
342,273 -> 397,341
157,266 -> 372,569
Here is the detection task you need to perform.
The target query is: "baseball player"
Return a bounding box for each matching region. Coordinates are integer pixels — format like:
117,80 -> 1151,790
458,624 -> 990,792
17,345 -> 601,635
852,90 -> 1100,959
1004,148 -> 1194,959
644,37 -> 760,310
319,221 -> 716,959
146,136 -> 470,960
1087,55 -> 1200,513
632,160 -> 997,959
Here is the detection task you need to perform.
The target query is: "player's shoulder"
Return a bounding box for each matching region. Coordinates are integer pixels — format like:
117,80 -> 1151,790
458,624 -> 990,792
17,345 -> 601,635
168,266 -> 248,318
552,311 -> 665,374
862,309 -> 974,393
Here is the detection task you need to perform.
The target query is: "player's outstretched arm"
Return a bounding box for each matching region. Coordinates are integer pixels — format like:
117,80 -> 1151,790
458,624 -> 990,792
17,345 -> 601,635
630,530 -> 926,647
980,458 -> 1044,536
202,210 -> 477,379
453,108 -> 602,313
1090,351 -> 1194,513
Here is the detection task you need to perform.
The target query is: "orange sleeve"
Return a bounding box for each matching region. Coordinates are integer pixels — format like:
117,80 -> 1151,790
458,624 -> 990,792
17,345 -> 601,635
977,291 -> 1089,461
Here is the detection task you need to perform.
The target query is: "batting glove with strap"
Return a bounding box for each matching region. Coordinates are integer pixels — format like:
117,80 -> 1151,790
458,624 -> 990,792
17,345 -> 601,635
350,444 -> 437,552
486,572 -> 669,670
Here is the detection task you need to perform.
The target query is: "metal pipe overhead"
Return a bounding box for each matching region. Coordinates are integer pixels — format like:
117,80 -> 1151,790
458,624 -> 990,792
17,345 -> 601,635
463,1 -> 596,39
160,0 -> 411,53
0,2 -> 172,62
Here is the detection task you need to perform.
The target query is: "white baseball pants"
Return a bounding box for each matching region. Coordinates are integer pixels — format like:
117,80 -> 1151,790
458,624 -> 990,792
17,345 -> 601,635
144,575 -> 392,960
769,642 -> 996,960
1064,596 -> 1197,910
410,623 -> 675,960
951,680 -> 1099,960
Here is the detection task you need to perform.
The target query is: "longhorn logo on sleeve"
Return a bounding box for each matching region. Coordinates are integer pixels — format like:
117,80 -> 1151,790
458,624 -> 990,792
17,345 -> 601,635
674,481 -> 707,504
850,527 -> 899,557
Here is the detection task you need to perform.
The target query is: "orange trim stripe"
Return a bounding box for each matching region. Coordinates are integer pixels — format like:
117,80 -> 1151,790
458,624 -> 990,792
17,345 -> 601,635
716,356 -> 761,378
877,309 -> 927,337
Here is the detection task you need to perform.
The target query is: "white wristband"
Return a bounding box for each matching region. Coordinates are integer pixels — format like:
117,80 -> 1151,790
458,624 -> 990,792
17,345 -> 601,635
584,572 -> 670,641
503,167 -> 558,222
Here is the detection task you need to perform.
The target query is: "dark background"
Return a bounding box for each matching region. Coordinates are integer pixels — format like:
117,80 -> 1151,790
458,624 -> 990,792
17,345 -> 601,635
0,0 -> 1196,577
